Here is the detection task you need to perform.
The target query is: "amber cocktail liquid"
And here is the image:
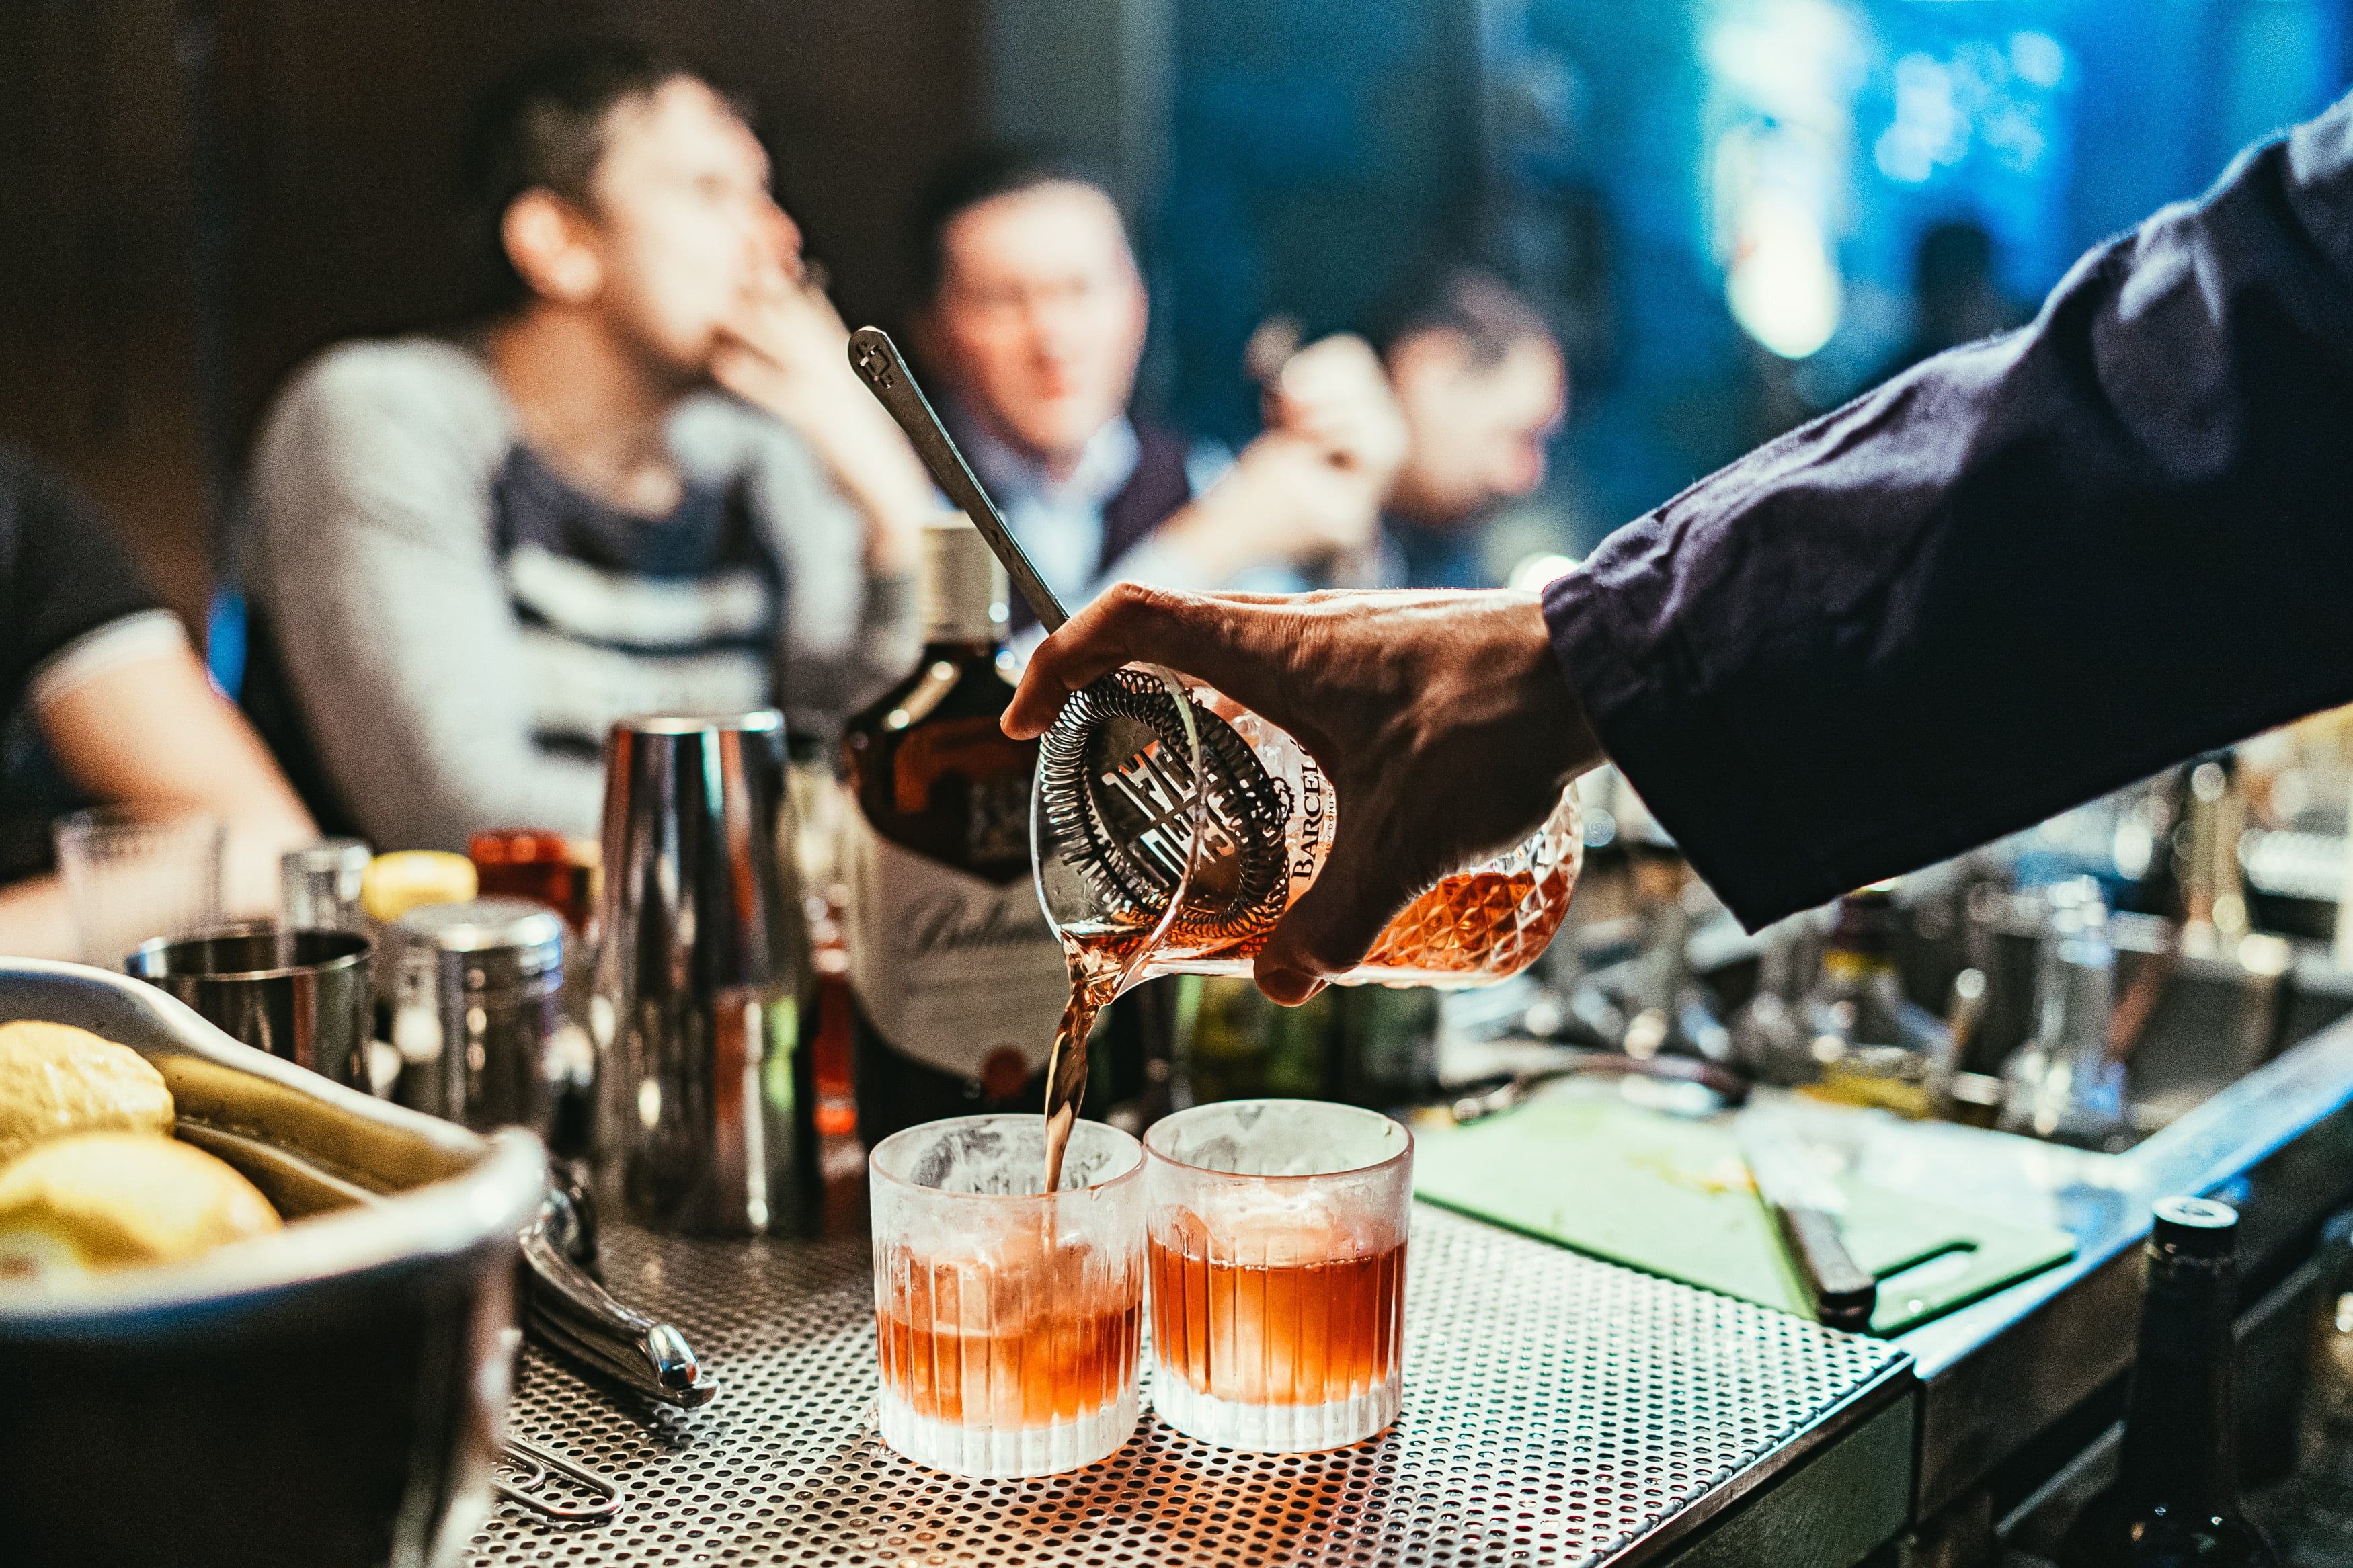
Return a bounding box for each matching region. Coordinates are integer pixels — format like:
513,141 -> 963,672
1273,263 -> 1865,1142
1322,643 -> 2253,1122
1149,1235 -> 1404,1410
869,1116 -> 1145,1477
1143,1100 -> 1413,1451
877,1292 -> 1139,1430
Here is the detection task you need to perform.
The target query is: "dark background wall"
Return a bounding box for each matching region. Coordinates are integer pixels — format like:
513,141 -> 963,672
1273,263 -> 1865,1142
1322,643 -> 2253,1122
0,0 -> 986,630
7,0 -> 2350,632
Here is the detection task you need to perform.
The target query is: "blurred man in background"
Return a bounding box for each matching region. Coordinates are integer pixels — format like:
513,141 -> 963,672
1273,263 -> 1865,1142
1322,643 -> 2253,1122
1,448 -> 314,958
241,42 -> 934,850
909,148 -> 1405,636
1367,267 -> 1566,589
1876,218 -> 2026,385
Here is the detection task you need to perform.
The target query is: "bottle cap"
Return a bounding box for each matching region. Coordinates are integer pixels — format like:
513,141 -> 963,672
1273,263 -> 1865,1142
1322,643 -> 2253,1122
919,519 -> 1009,645
2151,1195 -> 2239,1257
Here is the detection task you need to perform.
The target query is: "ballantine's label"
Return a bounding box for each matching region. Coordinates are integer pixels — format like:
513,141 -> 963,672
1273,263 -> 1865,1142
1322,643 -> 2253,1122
843,811 -> 1068,1082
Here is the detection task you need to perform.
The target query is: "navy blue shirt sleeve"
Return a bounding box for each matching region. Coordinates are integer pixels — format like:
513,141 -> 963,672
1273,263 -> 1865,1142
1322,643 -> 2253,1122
1546,92 -> 2353,931
0,444 -> 163,715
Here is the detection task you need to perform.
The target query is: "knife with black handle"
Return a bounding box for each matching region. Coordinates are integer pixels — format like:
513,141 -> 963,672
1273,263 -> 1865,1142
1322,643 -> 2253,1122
1735,1111 -> 1878,1332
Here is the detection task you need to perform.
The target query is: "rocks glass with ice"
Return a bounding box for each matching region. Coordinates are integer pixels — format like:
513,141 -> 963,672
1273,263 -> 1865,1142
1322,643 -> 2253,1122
1144,1100 -> 1412,1451
869,1115 -> 1146,1476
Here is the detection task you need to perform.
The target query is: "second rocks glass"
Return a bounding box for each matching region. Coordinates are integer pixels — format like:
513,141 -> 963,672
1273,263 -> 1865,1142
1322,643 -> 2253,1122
1144,1100 -> 1413,1452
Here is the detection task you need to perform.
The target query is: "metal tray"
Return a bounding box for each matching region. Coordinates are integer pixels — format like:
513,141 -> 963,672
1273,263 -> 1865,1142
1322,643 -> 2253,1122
475,1205 -> 1914,1567
0,958 -> 547,1568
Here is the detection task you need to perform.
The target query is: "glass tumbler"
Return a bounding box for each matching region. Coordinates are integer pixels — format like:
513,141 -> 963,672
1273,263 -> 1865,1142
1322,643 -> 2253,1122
52,806 -> 225,967
1144,1099 -> 1412,1451
870,1115 -> 1146,1476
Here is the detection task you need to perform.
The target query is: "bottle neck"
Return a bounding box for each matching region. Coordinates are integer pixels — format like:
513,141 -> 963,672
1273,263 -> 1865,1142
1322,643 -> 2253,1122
2118,1246 -> 2239,1520
919,636 -> 1002,663
918,522 -> 1010,647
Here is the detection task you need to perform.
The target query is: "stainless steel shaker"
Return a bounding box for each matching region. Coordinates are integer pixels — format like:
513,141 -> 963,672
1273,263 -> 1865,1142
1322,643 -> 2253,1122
590,710 -> 808,1237
388,896 -> 719,1411
389,897 -> 569,1135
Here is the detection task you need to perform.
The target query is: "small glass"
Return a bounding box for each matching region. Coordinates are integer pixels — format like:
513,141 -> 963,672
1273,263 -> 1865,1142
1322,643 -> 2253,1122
280,837 -> 372,931
1144,1099 -> 1412,1452
870,1115 -> 1146,1477
52,805 -> 225,967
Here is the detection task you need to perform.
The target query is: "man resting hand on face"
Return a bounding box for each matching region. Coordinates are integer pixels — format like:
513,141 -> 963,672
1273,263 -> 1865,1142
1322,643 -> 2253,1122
908,147 -> 1406,652
241,42 -> 939,850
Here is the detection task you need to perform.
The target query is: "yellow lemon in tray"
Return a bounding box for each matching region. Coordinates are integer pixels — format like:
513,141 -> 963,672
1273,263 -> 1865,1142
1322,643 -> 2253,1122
0,1020 -> 175,1167
0,1131 -> 282,1277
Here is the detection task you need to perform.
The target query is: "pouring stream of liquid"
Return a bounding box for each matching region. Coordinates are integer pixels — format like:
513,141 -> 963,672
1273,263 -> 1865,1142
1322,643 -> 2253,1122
1038,667 -> 1207,1194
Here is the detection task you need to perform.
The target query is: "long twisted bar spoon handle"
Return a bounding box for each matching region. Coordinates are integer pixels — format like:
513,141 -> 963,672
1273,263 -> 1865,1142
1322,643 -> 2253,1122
848,325 -> 1068,632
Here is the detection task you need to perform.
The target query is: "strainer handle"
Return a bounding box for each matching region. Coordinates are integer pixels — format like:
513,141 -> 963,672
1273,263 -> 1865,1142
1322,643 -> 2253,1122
848,325 -> 1069,633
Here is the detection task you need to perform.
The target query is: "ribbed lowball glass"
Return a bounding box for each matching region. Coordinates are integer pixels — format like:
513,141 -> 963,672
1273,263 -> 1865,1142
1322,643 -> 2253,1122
52,805 -> 225,968
869,1115 -> 1146,1477
1144,1100 -> 1412,1451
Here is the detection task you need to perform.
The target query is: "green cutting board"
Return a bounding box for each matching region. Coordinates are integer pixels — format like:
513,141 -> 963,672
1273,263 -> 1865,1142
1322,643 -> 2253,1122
1413,1095 -> 2076,1335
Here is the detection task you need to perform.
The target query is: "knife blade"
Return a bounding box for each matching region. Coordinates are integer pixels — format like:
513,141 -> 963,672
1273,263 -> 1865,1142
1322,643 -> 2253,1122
1735,1111 -> 1878,1332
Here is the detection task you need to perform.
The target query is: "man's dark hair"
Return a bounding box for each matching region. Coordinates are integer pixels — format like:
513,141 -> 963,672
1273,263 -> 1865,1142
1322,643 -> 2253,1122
910,144 -> 1125,303
1366,264 -> 1555,368
456,40 -> 699,313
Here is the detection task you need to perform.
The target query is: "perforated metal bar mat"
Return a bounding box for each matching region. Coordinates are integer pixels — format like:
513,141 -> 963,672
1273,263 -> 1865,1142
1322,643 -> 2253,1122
472,1205 -> 1908,1567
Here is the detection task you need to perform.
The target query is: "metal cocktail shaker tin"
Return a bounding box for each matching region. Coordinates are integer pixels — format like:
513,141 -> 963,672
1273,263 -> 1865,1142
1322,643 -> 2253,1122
126,925 -> 374,1090
591,710 -> 809,1237
390,897 -> 569,1137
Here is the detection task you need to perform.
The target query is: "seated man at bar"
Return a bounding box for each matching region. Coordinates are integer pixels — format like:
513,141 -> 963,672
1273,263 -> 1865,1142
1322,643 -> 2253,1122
0,446 -> 315,958
242,42 -> 935,850
1365,265 -> 1568,590
908,147 -> 1405,638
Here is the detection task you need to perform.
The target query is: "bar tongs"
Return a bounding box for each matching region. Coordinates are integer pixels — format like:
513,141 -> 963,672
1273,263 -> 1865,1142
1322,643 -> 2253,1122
521,1165 -> 717,1409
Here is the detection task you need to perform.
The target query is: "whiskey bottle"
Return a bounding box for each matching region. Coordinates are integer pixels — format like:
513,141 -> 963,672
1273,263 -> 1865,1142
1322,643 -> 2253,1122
842,520 -> 1072,1149
2058,1197 -> 2277,1567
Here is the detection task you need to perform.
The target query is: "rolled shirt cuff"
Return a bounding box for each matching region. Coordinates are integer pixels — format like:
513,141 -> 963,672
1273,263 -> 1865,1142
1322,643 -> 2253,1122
27,608 -> 190,712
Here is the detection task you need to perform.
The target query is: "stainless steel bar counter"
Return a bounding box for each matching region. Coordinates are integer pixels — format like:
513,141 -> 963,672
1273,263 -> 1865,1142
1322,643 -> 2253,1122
468,964 -> 2353,1567
473,1205 -> 1914,1567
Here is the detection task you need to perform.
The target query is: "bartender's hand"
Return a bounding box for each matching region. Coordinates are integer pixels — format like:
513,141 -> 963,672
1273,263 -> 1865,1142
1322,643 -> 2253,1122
713,253 -> 934,577
1004,585 -> 1604,1003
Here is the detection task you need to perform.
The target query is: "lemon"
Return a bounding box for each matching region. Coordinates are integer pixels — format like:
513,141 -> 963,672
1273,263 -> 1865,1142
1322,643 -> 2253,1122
0,1020 -> 174,1167
0,1131 -> 281,1276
